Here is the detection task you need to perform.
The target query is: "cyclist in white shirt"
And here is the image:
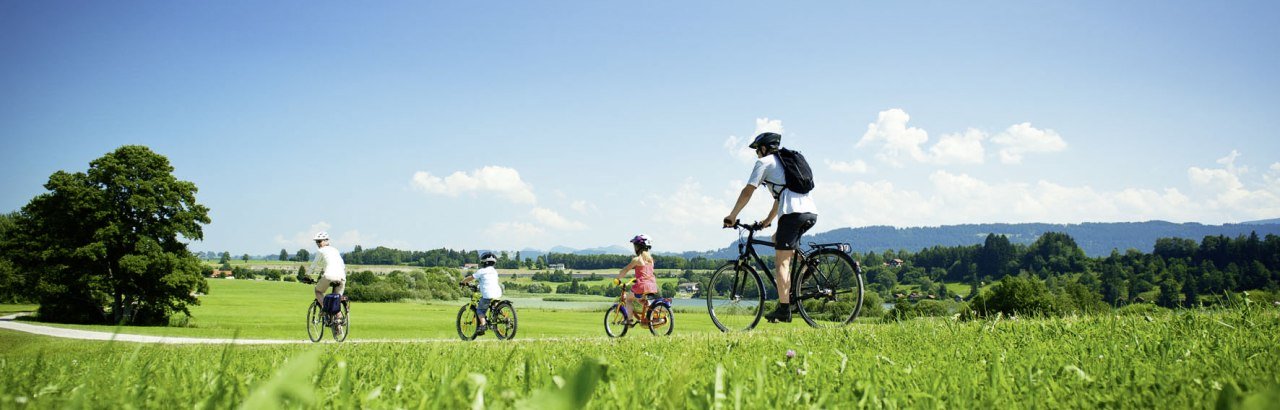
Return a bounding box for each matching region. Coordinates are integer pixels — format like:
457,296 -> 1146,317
722,132 -> 818,323
308,231 -> 347,307
460,252 -> 502,335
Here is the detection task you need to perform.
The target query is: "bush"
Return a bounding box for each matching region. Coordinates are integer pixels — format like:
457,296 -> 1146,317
860,292 -> 885,318
887,299 -> 956,321
969,274 -> 1059,317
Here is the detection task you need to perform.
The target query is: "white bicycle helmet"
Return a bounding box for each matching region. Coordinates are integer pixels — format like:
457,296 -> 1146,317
313,231 -> 330,241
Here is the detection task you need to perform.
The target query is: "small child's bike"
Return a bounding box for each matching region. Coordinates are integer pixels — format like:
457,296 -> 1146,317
604,278 -> 674,337
456,283 -> 518,341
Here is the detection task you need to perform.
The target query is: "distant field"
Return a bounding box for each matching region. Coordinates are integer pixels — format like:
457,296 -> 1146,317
9,279 -> 725,340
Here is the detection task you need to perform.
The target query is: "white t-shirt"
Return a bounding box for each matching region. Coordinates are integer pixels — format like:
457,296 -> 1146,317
310,246 -> 346,281
472,266 -> 503,299
747,154 -> 818,216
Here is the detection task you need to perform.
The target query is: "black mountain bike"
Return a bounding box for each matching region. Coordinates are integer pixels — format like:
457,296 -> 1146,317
456,284 -> 518,341
705,221 -> 864,331
304,279 -> 349,342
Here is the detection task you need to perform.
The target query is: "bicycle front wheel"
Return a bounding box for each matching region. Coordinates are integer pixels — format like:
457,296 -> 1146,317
647,303 -> 674,336
332,300 -> 349,342
603,303 -> 629,338
706,262 -> 765,332
795,248 -> 864,328
456,304 -> 479,341
306,302 -> 324,342
491,301 -> 518,340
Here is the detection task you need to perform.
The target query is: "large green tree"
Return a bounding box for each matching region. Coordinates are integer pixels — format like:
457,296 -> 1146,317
4,146 -> 210,325
0,212 -> 28,303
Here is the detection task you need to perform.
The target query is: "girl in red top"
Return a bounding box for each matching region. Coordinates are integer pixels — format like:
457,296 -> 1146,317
616,234 -> 657,322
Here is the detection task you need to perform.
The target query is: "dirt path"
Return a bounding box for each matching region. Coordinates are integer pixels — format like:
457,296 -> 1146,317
0,313 -> 552,344
0,313 -> 312,344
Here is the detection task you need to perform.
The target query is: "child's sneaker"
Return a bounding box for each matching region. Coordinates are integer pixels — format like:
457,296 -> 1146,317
475,324 -> 488,336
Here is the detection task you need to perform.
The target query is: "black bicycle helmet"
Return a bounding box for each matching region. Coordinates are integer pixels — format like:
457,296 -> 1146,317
480,252 -> 497,267
748,132 -> 782,149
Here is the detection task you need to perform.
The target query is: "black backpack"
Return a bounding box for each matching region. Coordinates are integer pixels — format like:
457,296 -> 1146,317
774,148 -> 815,194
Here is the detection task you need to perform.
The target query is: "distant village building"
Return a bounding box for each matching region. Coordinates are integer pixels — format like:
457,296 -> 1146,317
462,263 -> 479,270
677,282 -> 700,293
548,263 -> 566,271
210,269 -> 233,278
887,259 -> 904,268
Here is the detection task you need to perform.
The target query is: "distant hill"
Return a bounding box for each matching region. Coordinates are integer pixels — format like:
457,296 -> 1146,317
701,221 -> 1280,258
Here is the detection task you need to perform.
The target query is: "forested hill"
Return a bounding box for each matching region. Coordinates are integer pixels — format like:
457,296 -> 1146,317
704,221 -> 1280,258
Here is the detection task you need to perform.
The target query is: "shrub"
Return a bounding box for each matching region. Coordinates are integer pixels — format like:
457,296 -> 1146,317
887,299 -> 956,321
969,274 -> 1059,317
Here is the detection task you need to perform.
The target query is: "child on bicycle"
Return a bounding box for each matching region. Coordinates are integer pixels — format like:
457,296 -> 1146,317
615,234 -> 657,323
460,252 -> 501,335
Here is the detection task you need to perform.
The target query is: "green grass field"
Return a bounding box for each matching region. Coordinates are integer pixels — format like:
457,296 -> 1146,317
2,304 -> 1278,408
14,279 -> 725,340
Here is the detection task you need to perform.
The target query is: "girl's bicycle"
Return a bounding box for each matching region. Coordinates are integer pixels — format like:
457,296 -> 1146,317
456,283 -> 518,341
706,221 -> 865,332
604,278 -> 674,337
304,279 -> 349,342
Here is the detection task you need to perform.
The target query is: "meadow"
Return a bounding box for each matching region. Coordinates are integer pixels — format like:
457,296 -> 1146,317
16,279 -> 725,340
2,300 -> 1278,408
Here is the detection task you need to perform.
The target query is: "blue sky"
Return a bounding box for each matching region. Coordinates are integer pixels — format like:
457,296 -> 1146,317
3,1 -> 1278,254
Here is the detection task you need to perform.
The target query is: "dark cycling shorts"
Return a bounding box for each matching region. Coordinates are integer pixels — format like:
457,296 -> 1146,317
775,212 -> 817,251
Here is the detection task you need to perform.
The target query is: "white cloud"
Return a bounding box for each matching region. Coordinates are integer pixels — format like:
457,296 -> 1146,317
989,122 -> 1067,164
725,118 -> 786,164
570,200 -> 595,214
482,222 -> 545,248
755,118 -> 784,135
411,166 -> 536,204
854,110 -> 991,166
274,221 -> 381,251
530,207 -> 587,231
856,108 -> 929,167
648,178 -> 746,250
1187,151 -> 1280,219
723,135 -> 758,163
928,128 -> 986,165
826,159 -> 869,174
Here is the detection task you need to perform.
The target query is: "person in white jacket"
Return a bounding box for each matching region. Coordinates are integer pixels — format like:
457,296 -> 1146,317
308,231 -> 347,307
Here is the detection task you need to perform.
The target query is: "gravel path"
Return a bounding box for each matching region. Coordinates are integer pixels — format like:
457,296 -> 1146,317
0,313 -> 309,344
0,313 -> 544,344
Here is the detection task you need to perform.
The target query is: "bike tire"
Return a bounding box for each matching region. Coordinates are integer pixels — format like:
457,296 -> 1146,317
456,304 -> 479,341
492,301 -> 518,340
306,301 -> 324,342
603,303 -> 630,338
647,303 -> 674,336
795,248 -> 865,328
332,300 -> 349,342
706,261 -> 765,332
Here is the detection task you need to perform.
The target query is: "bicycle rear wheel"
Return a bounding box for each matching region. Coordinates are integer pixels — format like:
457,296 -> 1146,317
603,303 -> 630,337
491,301 -> 518,340
306,302 -> 324,342
647,303 -> 674,336
456,304 -> 479,341
795,248 -> 864,327
332,300 -> 349,342
706,261 -> 765,332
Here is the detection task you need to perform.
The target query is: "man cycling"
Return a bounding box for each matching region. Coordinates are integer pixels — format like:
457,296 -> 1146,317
722,132 -> 818,323
307,231 -> 347,308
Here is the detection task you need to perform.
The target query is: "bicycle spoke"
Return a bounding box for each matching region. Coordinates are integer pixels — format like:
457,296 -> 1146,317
796,249 -> 865,328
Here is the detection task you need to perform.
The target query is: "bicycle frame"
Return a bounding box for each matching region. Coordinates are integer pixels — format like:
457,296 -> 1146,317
728,222 -> 854,301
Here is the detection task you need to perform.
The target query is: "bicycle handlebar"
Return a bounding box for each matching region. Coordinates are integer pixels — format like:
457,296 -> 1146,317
724,219 -> 766,232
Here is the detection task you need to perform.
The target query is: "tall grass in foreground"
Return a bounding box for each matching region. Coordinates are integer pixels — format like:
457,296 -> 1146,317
2,307 -> 1278,408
